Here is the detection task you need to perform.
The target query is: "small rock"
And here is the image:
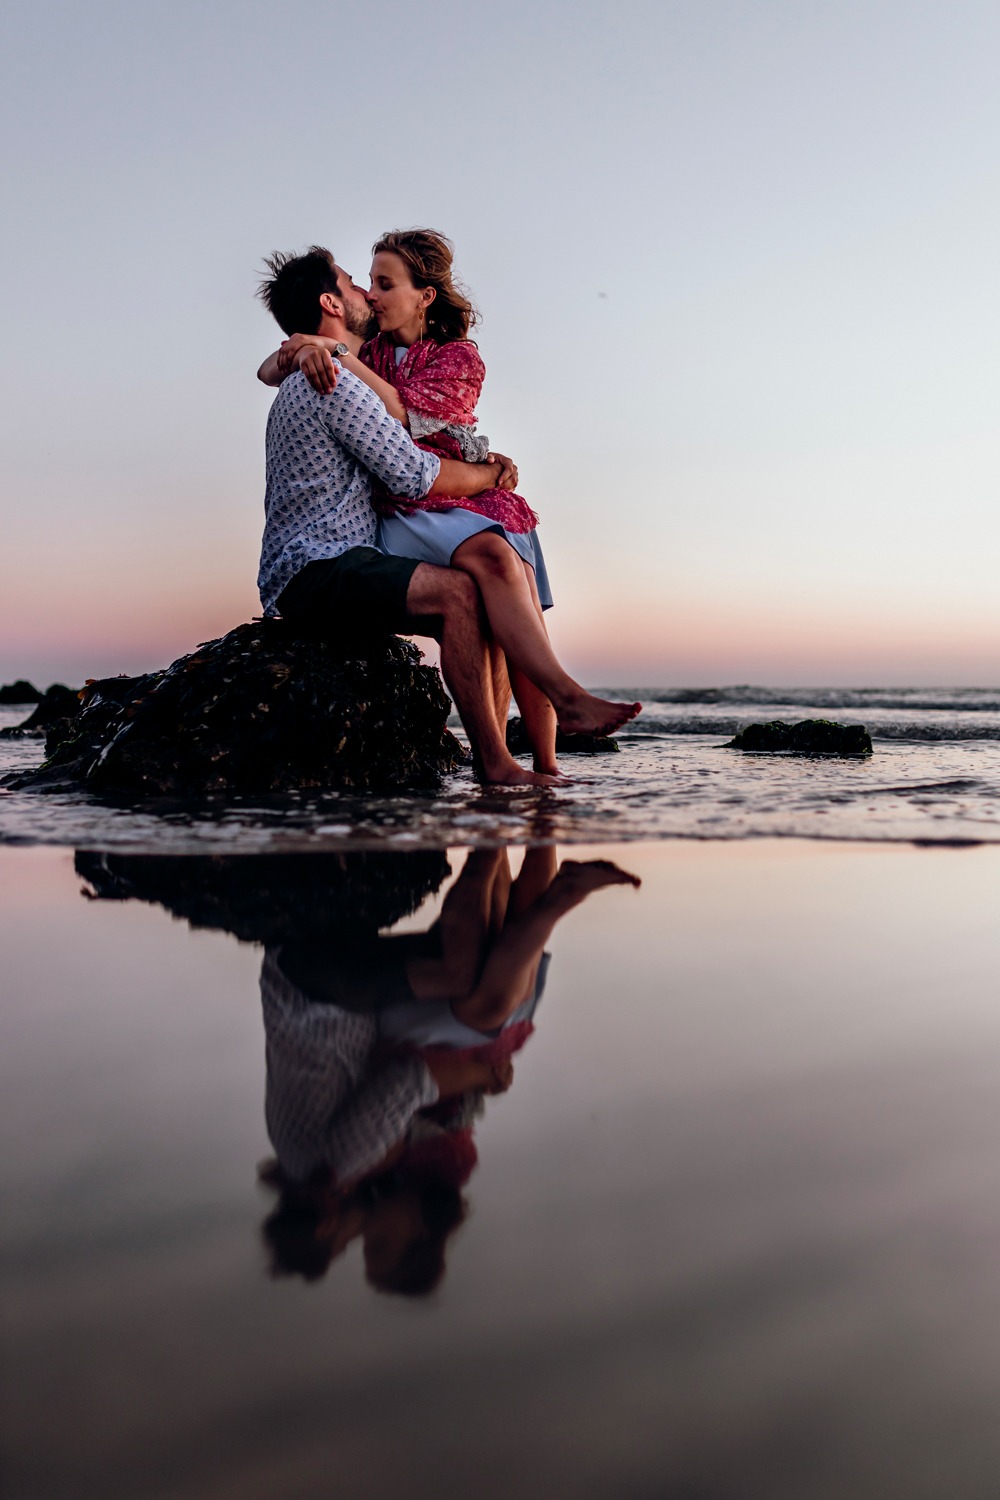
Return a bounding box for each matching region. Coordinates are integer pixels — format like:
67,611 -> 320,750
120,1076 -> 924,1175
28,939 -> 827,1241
727,719 -> 873,755
506,715 -> 620,756
0,684 -> 82,740
17,684 -> 81,730
0,679 -> 43,704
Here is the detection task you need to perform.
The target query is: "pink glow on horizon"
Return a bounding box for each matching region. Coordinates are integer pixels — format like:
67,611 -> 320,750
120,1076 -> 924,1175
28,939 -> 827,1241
3,549 -> 997,689
4,594 -> 998,690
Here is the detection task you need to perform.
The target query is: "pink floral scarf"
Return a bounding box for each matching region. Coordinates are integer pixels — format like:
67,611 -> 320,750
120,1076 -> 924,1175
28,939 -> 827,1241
361,334 -> 538,533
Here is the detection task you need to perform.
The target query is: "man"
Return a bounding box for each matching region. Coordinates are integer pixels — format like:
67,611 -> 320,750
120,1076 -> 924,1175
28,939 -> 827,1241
256,247 -> 639,786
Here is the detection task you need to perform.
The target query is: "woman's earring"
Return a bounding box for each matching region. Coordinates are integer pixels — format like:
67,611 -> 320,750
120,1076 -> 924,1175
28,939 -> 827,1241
419,307 -> 425,343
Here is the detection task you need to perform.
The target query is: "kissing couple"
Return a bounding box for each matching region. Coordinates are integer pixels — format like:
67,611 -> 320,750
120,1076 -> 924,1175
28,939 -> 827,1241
256,228 -> 641,787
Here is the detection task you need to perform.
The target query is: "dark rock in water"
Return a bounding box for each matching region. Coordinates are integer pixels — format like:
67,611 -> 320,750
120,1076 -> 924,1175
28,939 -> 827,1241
506,715 -> 620,756
727,719 -> 873,755
76,848 -> 451,943
18,684 -> 80,730
0,679 -> 42,704
6,620 -> 465,796
0,683 -> 81,740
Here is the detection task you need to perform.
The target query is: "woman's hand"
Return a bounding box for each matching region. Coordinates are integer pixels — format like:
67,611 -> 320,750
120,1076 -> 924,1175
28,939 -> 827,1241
487,451 -> 518,490
298,345 -> 340,396
276,332 -> 329,376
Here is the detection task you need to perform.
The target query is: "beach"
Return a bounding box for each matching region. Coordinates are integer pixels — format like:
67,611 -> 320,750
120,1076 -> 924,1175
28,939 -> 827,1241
3,805 -> 1000,1496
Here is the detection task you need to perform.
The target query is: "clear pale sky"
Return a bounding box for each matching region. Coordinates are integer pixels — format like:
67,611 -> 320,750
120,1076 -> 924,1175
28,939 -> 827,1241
1,0 -> 997,687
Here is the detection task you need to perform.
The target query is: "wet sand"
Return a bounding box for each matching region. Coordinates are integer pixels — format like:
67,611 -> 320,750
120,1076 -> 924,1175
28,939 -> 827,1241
3,839 -> 1000,1500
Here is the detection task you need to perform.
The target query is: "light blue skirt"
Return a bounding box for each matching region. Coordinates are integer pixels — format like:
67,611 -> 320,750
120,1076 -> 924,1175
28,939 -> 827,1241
378,508 -> 554,610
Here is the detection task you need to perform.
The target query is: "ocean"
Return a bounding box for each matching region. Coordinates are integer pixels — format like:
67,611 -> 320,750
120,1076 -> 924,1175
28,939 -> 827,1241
3,685 -> 998,849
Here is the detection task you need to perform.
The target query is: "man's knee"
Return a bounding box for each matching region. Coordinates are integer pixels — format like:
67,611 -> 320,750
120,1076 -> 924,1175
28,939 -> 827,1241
406,561 -> 482,620
440,569 -> 480,611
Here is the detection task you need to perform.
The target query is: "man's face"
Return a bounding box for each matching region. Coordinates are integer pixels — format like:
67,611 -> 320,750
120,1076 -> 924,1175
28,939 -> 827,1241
335,266 -> 378,341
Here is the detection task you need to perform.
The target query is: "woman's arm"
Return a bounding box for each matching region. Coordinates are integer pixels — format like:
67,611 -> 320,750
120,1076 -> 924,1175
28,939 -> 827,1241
257,348 -> 285,386
266,333 -> 410,423
256,334 -> 352,391
256,337 -> 338,387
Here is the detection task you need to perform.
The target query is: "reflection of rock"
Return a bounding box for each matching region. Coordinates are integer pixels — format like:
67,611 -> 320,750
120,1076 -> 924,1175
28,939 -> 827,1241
0,679 -> 43,704
8,620 -> 464,795
506,715 -> 620,756
75,848 -> 451,943
727,719 -> 873,755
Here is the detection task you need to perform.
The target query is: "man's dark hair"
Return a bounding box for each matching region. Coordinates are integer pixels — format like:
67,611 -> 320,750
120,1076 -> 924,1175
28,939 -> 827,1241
257,246 -> 339,336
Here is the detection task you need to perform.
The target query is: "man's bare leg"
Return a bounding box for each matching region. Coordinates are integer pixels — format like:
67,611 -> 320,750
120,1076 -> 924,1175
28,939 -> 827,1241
450,534 -> 642,738
404,563 -> 560,789
406,848 -> 505,1001
490,639 -> 512,732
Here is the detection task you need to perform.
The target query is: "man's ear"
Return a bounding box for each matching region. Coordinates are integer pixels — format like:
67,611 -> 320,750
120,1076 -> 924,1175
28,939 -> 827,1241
318,291 -> 343,320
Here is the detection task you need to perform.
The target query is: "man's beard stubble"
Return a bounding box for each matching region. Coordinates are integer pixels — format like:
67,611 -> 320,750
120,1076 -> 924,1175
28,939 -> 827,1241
345,303 -> 379,341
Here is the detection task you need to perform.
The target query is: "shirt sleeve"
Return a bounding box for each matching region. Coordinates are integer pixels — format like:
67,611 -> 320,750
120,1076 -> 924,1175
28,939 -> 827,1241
326,1053 -> 440,1186
317,369 -> 441,498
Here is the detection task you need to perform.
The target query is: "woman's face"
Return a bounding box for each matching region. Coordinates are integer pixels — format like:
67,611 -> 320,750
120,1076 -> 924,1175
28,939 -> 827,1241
368,251 -> 434,340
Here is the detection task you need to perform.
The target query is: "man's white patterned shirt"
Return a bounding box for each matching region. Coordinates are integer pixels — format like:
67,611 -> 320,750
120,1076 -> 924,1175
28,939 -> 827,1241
257,368 -> 441,614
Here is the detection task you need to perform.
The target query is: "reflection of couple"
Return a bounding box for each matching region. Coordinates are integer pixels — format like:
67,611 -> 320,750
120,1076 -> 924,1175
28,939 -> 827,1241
259,850 -> 640,1296
255,229 -> 641,787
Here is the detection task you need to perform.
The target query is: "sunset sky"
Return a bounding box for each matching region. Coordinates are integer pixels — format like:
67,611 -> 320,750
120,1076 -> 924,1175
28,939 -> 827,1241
2,0 -> 998,688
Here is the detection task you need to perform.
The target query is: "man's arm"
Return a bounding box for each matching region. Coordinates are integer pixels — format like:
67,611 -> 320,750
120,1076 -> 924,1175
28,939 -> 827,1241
318,369 -> 508,500
430,455 -> 504,497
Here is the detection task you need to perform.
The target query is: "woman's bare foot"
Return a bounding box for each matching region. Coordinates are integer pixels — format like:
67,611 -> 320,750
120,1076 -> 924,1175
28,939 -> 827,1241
533,755 -> 573,784
554,692 -> 642,738
555,858 -> 642,893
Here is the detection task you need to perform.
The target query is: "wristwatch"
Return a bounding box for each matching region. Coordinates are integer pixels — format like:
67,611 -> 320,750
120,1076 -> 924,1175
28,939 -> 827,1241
330,342 -> 349,359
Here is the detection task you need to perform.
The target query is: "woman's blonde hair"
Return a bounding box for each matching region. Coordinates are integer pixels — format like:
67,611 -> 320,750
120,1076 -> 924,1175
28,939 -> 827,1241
372,228 -> 479,343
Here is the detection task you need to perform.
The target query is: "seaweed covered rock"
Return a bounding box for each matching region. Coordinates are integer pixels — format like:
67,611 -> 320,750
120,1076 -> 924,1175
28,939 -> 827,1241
506,715 -> 620,756
76,848 -> 451,943
727,719 -> 873,755
7,620 -> 465,796
0,679 -> 43,704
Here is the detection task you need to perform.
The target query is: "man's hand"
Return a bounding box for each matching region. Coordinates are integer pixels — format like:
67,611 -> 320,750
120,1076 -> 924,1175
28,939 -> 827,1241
487,451 -> 518,490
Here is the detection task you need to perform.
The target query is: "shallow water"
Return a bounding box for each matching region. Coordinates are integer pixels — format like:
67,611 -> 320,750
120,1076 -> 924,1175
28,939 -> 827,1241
4,838 -> 1000,1500
2,686 -> 998,849
3,685 -> 999,1495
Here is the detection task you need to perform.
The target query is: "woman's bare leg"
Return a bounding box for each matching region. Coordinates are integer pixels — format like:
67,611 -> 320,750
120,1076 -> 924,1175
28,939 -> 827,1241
405,564 -> 559,788
508,668 -> 560,776
450,533 -> 641,738
453,857 -> 641,1032
506,845 -> 559,917
507,561 -> 562,776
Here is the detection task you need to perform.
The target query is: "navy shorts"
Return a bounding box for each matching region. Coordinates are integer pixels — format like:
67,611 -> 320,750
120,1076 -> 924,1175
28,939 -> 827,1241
276,548 -> 420,633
